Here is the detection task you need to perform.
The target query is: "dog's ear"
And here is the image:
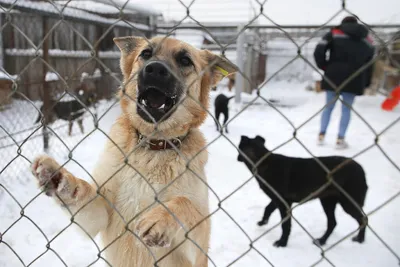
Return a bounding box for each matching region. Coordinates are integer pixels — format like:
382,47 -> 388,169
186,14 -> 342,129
195,50 -> 237,128
113,36 -> 144,55
202,50 -> 238,87
114,36 -> 145,79
255,135 -> 265,144
240,135 -> 250,143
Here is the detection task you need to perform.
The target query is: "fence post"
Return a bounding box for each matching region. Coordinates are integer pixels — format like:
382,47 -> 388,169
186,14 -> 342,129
42,17 -> 50,151
94,25 -> 104,100
149,15 -> 157,38
235,25 -> 245,104
0,13 -> 3,70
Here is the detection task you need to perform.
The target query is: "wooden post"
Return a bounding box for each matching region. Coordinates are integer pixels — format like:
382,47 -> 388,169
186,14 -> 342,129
0,13 -> 4,70
94,25 -> 102,79
235,25 -> 246,104
92,25 -> 103,119
42,17 -> 50,151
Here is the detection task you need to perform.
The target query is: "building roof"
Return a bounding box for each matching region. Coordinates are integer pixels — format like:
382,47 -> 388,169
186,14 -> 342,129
94,0 -> 161,16
56,1 -> 127,15
0,0 -> 152,30
143,0 -> 400,25
1,0 -> 160,17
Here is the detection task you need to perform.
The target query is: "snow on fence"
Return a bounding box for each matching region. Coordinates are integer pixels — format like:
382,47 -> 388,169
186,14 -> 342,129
1,1 -> 400,267
5,49 -> 121,59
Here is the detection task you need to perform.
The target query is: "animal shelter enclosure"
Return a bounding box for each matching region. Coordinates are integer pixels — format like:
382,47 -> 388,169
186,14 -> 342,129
1,0 -> 400,266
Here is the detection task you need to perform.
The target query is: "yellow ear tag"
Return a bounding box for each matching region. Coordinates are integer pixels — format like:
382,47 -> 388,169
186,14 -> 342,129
215,66 -> 229,76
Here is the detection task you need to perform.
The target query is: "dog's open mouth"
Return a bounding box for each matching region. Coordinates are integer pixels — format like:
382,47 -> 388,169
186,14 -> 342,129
139,87 -> 176,113
137,87 -> 177,122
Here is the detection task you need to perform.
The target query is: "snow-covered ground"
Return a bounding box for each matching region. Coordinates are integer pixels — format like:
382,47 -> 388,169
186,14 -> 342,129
1,81 -> 399,267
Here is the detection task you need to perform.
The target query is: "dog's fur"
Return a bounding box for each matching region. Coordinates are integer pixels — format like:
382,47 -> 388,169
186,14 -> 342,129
214,94 -> 234,133
365,58 -> 399,95
210,74 -> 234,92
35,88 -> 96,136
30,36 -> 237,267
237,135 -> 368,247
227,74 -> 235,92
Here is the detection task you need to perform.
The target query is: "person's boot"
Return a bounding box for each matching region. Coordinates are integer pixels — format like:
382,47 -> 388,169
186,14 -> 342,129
317,134 -> 325,146
336,138 -> 349,149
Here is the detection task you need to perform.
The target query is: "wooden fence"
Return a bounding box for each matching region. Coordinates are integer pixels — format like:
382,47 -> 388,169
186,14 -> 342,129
0,10 -> 147,101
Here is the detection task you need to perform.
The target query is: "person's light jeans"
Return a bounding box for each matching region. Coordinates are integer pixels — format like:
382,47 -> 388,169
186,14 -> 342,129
320,91 -> 356,139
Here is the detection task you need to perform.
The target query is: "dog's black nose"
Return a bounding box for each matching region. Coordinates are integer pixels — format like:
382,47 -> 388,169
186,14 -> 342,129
138,60 -> 178,97
144,61 -> 170,80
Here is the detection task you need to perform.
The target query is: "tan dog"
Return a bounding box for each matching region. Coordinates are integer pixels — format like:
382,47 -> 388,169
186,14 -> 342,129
365,59 -> 399,95
30,36 -> 237,267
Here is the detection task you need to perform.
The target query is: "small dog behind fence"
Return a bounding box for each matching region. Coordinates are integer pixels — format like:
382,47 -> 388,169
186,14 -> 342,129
214,93 -> 235,133
34,87 -> 97,136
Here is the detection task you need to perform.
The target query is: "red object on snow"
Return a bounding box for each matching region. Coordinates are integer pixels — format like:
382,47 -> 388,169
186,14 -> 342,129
381,86 -> 400,111
391,85 -> 400,100
382,98 -> 399,111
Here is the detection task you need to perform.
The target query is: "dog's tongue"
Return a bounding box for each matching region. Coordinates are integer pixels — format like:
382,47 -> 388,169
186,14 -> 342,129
146,89 -> 166,109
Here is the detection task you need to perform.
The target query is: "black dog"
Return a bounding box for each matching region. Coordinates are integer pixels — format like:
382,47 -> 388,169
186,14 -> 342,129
237,135 -> 368,247
214,94 -> 234,133
35,90 -> 96,136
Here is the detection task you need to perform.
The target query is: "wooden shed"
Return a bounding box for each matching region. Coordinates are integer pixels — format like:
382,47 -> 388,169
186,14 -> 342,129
0,0 -> 160,101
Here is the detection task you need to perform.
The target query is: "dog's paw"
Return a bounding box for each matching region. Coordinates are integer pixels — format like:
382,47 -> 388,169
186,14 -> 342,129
31,155 -> 63,196
257,220 -> 268,226
351,235 -> 365,243
273,239 -> 287,248
31,155 -> 76,201
135,208 -> 178,248
313,238 -> 326,247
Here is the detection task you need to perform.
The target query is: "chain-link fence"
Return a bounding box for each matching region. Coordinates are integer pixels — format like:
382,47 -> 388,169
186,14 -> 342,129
1,0 -> 400,266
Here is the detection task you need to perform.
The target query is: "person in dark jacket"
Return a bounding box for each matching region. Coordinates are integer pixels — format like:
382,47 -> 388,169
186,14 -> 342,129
314,16 -> 374,149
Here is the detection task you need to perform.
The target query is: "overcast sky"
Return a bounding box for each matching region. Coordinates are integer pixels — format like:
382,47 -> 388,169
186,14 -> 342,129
135,0 -> 400,25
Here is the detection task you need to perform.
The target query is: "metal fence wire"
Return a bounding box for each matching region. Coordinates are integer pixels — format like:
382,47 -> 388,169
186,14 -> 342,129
0,0 -> 400,266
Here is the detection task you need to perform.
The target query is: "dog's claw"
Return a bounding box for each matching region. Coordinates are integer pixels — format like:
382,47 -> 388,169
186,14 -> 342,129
135,209 -> 176,248
31,155 -> 63,197
142,233 -> 170,247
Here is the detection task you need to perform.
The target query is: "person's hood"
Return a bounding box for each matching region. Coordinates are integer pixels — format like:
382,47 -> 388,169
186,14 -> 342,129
339,22 -> 369,39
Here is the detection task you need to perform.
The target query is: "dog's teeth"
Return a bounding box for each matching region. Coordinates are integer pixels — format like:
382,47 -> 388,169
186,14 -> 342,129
158,104 -> 165,109
141,99 -> 147,106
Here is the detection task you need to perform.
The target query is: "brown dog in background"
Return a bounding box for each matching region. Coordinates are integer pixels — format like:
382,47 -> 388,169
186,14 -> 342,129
365,59 -> 399,95
30,36 -> 237,267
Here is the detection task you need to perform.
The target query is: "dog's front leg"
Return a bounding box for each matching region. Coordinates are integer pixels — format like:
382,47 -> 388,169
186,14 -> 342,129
77,119 -> 84,134
258,200 -> 277,226
68,121 -> 73,136
136,196 -> 203,248
273,204 -> 292,247
31,155 -> 109,238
